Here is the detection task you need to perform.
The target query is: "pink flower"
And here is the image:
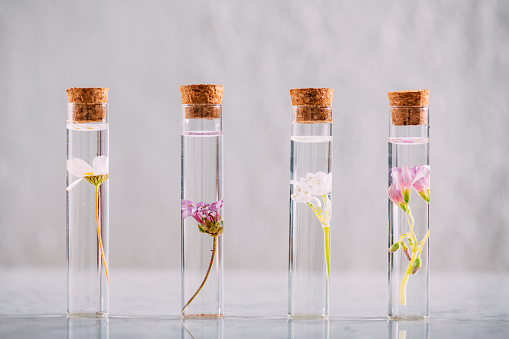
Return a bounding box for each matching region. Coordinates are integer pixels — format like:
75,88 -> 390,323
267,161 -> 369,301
181,200 -> 193,219
181,199 -> 223,224
389,164 -> 430,208
181,199 -> 224,237
391,164 -> 415,203
413,166 -> 430,203
209,200 -> 223,212
388,183 -> 407,212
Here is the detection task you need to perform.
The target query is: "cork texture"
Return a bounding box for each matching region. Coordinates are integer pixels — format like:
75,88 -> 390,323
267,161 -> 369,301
293,106 -> 332,123
66,87 -> 108,123
180,84 -> 223,105
290,88 -> 333,106
387,89 -> 429,107
182,104 -> 221,119
390,107 -> 428,125
66,87 -> 109,104
290,88 -> 333,123
388,89 -> 429,126
180,84 -> 223,119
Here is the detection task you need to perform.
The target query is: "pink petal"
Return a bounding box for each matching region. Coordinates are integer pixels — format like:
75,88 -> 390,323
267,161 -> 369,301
181,199 -> 192,209
388,183 -> 405,205
400,163 -> 415,191
209,200 -> 223,212
181,209 -> 193,219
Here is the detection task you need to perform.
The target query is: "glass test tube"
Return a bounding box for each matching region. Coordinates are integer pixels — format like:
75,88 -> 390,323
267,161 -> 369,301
180,85 -> 224,317
288,88 -> 333,318
66,87 -> 110,316
387,90 -> 430,319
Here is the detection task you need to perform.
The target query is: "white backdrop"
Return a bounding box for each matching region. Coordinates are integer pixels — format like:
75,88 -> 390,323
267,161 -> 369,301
0,0 -> 508,271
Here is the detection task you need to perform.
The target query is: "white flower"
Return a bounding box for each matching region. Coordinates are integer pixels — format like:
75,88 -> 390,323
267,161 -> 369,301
291,185 -> 322,207
67,156 -> 109,191
297,171 -> 332,196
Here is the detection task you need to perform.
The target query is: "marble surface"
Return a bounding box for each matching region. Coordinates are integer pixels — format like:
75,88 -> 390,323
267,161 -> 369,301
0,268 -> 508,338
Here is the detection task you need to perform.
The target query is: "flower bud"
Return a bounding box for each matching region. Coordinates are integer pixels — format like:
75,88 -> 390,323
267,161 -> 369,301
403,248 -> 412,261
412,258 -> 421,274
389,242 -> 400,252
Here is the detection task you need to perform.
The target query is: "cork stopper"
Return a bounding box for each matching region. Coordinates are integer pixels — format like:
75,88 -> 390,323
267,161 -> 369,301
290,88 -> 333,106
66,87 -> 108,123
180,84 -> 223,119
290,88 -> 333,123
388,90 -> 429,107
388,89 -> 429,126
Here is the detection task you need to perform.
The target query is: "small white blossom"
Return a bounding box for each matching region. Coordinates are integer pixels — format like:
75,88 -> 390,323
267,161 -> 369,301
291,171 -> 332,227
66,156 -> 109,191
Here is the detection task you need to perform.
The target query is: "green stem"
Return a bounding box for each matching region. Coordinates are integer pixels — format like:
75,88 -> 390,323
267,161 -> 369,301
181,235 -> 218,315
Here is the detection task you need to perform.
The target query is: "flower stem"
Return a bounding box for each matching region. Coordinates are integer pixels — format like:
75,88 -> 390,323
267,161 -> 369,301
399,247 -> 417,305
323,226 -> 330,288
182,235 -> 218,315
398,208 -> 430,305
95,184 -> 109,283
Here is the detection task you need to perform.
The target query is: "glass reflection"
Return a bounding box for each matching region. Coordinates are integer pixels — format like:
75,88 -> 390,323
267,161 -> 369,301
67,316 -> 109,339
181,318 -> 223,339
288,318 -> 329,339
388,319 -> 429,339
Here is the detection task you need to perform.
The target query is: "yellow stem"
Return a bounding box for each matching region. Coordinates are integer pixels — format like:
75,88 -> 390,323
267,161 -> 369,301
405,207 -> 417,247
307,196 -> 331,294
323,226 -> 330,289
399,212 -> 430,305
419,230 -> 430,252
399,247 -> 417,305
95,185 -> 109,283
182,235 -> 218,314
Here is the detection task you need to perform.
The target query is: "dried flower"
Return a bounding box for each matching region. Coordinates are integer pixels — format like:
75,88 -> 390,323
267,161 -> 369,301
181,200 -> 223,237
180,199 -> 224,314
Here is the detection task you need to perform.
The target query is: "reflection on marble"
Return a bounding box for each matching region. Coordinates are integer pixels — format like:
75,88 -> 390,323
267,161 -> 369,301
287,318 -> 328,339
67,317 -> 109,339
388,320 -> 429,339
181,318 -> 223,339
0,269 -> 508,338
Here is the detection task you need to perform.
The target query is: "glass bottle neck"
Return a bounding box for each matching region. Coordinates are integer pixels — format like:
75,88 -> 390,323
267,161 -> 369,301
291,106 -> 332,138
67,103 -> 108,129
181,104 -> 222,135
389,107 -> 429,140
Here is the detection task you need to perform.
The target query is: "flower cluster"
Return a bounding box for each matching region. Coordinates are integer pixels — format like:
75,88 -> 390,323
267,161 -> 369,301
388,163 -> 431,305
388,164 -> 430,209
290,171 -> 333,286
291,171 -> 332,227
181,199 -> 224,236
291,172 -> 332,206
